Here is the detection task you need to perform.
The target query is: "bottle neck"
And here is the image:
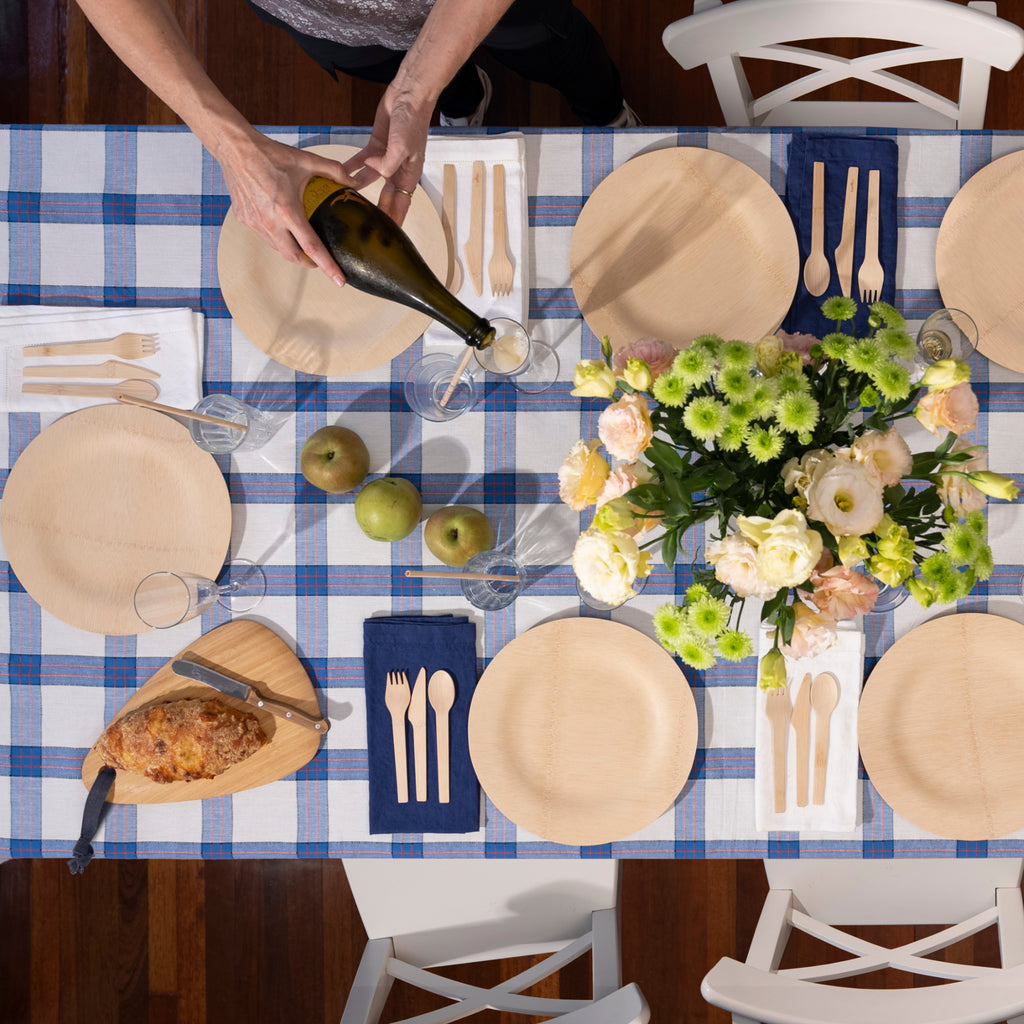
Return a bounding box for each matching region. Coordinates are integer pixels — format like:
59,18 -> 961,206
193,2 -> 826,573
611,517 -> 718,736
303,176 -> 346,219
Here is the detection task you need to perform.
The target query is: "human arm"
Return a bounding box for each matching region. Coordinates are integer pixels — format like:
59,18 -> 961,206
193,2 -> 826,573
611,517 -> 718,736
343,0 -> 514,225
74,0 -> 350,284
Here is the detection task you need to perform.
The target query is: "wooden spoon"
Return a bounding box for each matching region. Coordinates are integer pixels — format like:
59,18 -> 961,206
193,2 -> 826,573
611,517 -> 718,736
427,670 -> 456,804
802,161 -> 830,296
811,672 -> 840,805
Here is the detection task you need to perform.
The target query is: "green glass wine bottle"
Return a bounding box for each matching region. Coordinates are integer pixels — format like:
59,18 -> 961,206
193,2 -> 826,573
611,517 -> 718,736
302,177 -> 495,349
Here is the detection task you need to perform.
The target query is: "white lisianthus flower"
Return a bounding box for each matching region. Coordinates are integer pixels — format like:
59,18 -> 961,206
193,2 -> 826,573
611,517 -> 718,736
781,449 -> 831,498
557,439 -> 610,511
937,438 -> 988,515
738,509 -> 823,589
706,532 -> 780,601
572,529 -> 651,606
805,456 -> 885,537
850,428 -> 913,487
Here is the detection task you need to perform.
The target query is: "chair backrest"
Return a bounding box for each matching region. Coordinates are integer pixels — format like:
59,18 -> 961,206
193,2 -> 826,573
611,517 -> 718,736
340,859 -> 650,1024
701,858 -> 1024,1024
662,0 -> 1024,128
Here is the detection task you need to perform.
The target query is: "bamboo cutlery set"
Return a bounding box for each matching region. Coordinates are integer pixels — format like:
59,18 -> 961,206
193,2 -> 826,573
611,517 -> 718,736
802,160 -> 884,304
384,667 -> 456,804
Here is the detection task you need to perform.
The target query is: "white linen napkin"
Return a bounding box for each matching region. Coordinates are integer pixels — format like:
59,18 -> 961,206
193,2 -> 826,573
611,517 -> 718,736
420,133 -> 528,347
755,623 -> 865,833
0,305 -> 203,413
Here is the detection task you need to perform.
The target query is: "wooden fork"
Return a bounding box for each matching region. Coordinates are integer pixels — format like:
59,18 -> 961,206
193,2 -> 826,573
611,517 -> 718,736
384,671 -> 411,804
22,332 -> 158,359
488,163 -> 515,297
857,169 -> 883,304
765,684 -> 792,814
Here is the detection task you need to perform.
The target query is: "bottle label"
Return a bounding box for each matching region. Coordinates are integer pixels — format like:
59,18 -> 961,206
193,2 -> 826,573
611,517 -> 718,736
302,176 -> 345,219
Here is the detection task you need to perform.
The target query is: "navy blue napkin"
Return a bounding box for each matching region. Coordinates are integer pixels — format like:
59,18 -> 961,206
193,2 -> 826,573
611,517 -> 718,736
783,133 -> 899,337
363,615 -> 480,834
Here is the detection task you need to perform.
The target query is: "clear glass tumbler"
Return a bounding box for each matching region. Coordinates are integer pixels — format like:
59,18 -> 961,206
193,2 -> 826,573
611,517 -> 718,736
189,394 -> 275,453
459,551 -> 526,610
403,352 -> 478,421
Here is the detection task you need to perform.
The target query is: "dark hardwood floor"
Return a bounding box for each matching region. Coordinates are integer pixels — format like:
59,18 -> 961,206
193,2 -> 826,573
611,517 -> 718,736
2,1 -> 1023,1020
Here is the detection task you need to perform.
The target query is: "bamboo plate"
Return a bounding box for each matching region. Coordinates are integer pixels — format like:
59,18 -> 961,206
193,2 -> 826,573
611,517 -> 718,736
467,618 -> 697,846
82,620 -> 326,803
569,147 -> 799,355
0,405 -> 231,635
936,149 -> 1024,373
858,613 -> 1024,840
217,143 -> 447,377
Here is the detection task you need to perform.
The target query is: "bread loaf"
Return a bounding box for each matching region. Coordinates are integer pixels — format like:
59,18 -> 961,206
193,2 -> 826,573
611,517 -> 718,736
96,698 -> 267,783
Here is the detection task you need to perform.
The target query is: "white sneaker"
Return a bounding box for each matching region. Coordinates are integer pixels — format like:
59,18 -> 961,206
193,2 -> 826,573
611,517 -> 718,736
605,100 -> 641,128
439,67 -> 493,127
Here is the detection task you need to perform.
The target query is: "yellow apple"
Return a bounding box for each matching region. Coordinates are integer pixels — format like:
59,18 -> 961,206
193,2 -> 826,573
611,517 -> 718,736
354,477 -> 422,542
423,505 -> 495,567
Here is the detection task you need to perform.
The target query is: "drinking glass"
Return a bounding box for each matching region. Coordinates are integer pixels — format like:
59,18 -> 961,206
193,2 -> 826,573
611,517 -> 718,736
403,351 -> 478,421
576,573 -> 648,611
916,308 -> 978,365
189,394 -> 275,453
473,317 -> 559,393
870,582 -> 909,614
134,559 -> 266,628
459,551 -> 526,610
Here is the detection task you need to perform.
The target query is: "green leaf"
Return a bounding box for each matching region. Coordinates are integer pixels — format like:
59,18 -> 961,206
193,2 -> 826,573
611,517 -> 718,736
661,528 -> 678,570
624,483 -> 666,511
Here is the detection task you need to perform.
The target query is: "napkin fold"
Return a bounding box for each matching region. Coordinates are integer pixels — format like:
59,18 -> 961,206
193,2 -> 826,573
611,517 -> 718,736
783,134 -> 899,337
755,624 -> 865,833
420,133 -> 528,347
0,305 -> 204,413
363,614 -> 480,834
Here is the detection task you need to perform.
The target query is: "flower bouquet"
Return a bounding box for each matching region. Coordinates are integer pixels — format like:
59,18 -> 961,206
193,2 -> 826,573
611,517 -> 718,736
558,298 -> 1018,684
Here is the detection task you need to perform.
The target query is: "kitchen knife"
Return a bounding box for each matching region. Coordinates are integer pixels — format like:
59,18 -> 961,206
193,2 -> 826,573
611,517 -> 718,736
833,165 -> 859,297
408,667 -> 428,801
170,660 -> 330,733
790,672 -> 813,807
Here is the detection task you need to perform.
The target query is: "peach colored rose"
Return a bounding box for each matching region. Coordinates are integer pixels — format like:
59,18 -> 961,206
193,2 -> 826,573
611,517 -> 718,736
597,462 -> 659,537
805,456 -> 885,537
807,565 -> 879,620
611,337 -> 677,381
914,381 -> 979,436
706,533 -> 780,601
558,439 -> 610,511
937,438 -> 988,515
598,393 -> 653,462
850,428 -> 913,487
774,603 -> 838,659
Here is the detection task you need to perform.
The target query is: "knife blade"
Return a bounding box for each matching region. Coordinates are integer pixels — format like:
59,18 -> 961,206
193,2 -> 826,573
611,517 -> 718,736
408,667 -> 428,801
790,672 -> 813,807
170,660 -> 330,733
463,160 -> 485,297
833,165 -> 859,297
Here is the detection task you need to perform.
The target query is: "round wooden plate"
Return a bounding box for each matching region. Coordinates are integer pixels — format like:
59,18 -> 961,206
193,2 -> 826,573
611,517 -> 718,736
83,620 -> 325,803
859,613 -> 1024,840
217,143 -> 447,377
468,618 -> 697,846
936,149 -> 1024,373
0,405 -> 231,635
569,147 -> 799,354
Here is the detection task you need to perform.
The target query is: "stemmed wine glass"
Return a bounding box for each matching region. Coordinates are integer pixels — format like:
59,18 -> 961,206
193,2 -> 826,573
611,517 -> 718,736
134,558 -> 266,628
916,308 -> 978,365
474,317 -> 559,393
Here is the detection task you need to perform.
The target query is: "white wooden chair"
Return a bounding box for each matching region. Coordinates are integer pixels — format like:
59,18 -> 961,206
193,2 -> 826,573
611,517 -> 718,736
662,0 -> 1024,128
339,859 -> 649,1023
701,858 -> 1024,1024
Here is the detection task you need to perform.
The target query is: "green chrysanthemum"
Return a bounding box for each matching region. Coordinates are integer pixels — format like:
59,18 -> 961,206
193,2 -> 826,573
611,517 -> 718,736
717,420 -> 747,452
973,542 -> 995,581
943,523 -> 980,565
775,391 -> 820,433
876,327 -> 916,361
774,370 -> 810,396
652,371 -> 689,408
822,296 -> 857,321
719,339 -> 756,369
845,338 -> 884,374
653,603 -> 687,649
687,596 -> 731,637
674,629 -> 717,671
921,551 -> 956,587
716,365 -> 755,402
716,629 -> 754,662
965,510 -> 988,537
672,345 -> 716,387
869,300 -> 905,330
684,395 -> 729,440
859,385 -> 880,408
749,379 -> 779,418
727,398 -> 755,423
684,584 -> 710,604
745,425 -> 785,464
820,332 -> 853,360
690,333 -> 724,357
870,361 -> 912,402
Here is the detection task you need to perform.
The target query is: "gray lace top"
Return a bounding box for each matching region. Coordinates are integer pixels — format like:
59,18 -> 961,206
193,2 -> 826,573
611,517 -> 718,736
253,0 -> 437,49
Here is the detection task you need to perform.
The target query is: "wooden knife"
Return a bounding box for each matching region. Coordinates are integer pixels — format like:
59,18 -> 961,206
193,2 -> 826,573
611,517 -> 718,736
790,672 -> 813,807
408,667 -> 428,801
463,160 -> 485,297
441,163 -> 462,293
833,166 -> 859,297
23,359 -> 161,379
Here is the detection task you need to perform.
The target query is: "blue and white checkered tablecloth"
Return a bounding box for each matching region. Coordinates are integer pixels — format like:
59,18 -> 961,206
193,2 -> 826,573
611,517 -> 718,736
3,124 -> 1024,860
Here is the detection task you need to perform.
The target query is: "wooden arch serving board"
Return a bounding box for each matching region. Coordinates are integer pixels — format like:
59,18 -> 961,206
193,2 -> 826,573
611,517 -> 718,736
0,404 -> 231,635
858,613 -> 1024,840
569,147 -> 799,354
936,149 -> 1024,373
468,618 -> 698,847
83,619 -> 326,803
217,143 -> 447,377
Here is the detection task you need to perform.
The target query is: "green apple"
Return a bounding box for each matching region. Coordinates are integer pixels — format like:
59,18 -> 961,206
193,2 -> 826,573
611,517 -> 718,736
423,505 -> 495,567
300,424 -> 370,494
354,477 -> 422,542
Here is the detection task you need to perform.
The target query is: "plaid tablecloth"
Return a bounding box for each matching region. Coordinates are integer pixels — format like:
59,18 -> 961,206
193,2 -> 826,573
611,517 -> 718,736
2,124 -> 1024,860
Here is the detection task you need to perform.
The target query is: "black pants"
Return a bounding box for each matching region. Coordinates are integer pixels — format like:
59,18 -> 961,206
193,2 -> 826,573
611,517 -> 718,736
247,0 -> 624,125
